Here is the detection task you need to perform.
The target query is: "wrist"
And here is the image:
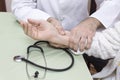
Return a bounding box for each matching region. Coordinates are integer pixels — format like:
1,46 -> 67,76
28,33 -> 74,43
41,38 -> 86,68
49,34 -> 69,48
88,17 -> 104,29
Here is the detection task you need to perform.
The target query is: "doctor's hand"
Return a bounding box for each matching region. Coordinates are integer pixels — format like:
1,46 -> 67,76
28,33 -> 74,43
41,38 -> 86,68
69,17 -> 103,52
47,17 -> 65,35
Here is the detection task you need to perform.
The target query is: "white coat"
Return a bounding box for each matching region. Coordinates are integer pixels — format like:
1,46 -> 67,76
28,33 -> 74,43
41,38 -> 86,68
12,0 -> 120,30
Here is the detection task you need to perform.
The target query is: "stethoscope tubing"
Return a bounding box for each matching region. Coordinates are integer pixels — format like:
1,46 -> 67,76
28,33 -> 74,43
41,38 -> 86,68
16,41 -> 74,72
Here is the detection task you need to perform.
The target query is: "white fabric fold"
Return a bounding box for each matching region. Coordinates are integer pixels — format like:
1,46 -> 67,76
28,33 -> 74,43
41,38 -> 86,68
92,50 -> 120,80
86,22 -> 120,80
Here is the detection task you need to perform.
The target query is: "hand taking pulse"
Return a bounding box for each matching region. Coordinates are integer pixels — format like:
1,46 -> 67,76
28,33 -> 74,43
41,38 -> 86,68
69,17 -> 104,52
47,17 -> 65,35
20,19 -> 70,48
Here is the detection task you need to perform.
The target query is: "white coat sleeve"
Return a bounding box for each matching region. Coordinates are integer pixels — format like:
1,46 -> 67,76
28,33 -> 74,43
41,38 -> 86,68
11,0 -> 51,21
90,0 -> 120,28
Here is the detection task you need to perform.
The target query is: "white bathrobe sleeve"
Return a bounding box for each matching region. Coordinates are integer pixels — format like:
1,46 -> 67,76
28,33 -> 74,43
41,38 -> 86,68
86,22 -> 120,60
90,0 -> 120,28
11,0 -> 50,21
83,22 -> 120,79
92,50 -> 120,79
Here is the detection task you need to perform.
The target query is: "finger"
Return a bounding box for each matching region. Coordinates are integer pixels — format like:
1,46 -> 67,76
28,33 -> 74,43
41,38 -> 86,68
72,38 -> 79,51
26,23 -> 39,40
22,22 -> 28,35
69,31 -> 80,51
69,34 -> 76,50
19,21 -> 24,27
19,21 -> 26,31
79,36 -> 87,51
52,21 -> 65,35
85,36 -> 92,49
28,19 -> 41,26
27,23 -> 33,36
69,33 -> 75,50
48,18 -> 65,35
56,25 -> 65,35
19,21 -> 29,35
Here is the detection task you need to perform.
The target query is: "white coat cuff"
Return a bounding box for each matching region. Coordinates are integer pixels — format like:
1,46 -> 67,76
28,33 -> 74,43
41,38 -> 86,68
16,9 -> 51,22
90,1 -> 120,28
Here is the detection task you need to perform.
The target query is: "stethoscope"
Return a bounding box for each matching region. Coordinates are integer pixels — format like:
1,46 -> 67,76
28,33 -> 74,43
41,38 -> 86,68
14,41 -> 74,72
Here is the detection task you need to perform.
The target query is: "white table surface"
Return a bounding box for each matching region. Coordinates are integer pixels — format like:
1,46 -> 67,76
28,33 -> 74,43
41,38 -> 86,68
0,12 -> 93,80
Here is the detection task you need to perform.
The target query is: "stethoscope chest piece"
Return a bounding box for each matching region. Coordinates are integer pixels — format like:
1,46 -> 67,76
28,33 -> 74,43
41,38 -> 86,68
13,55 -> 24,62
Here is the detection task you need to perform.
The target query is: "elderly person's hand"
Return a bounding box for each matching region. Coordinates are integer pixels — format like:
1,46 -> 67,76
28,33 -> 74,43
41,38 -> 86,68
20,19 -> 59,41
19,19 -> 70,48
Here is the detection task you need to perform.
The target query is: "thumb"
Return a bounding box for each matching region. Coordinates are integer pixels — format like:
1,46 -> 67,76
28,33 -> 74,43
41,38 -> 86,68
56,26 -> 65,35
47,17 -> 65,35
28,19 -> 41,26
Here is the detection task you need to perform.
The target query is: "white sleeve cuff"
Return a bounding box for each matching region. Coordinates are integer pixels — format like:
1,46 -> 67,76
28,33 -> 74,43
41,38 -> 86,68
90,0 -> 120,28
24,9 -> 51,21
14,8 -> 51,22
